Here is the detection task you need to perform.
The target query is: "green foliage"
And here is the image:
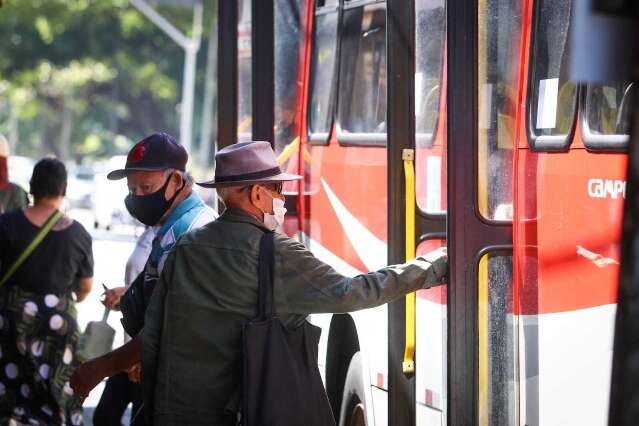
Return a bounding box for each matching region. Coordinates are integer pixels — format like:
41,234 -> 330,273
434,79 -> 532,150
0,0 -> 214,161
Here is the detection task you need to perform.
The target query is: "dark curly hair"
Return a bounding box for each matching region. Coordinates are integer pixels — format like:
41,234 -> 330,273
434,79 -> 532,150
30,158 -> 67,199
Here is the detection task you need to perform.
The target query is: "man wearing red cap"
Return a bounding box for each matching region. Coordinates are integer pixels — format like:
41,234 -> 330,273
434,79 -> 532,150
70,133 -> 217,421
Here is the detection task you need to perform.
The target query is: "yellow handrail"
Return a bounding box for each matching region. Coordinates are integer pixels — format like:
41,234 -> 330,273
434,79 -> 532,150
276,136 -> 300,164
402,149 -> 416,376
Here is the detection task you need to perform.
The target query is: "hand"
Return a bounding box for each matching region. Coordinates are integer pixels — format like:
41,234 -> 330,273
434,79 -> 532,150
70,359 -> 106,403
422,246 -> 447,263
421,246 -> 448,285
127,363 -> 141,383
102,286 -> 126,310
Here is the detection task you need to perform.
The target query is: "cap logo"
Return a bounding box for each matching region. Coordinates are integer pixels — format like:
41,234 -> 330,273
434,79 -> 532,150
129,143 -> 146,163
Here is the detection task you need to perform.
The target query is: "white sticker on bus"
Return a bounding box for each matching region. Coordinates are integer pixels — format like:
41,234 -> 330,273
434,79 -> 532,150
415,72 -> 424,116
479,83 -> 493,130
536,78 -> 559,129
426,156 -> 444,214
588,178 -> 626,199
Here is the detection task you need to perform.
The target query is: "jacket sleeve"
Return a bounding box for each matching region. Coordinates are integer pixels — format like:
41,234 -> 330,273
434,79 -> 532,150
140,248 -> 173,420
275,237 -> 447,314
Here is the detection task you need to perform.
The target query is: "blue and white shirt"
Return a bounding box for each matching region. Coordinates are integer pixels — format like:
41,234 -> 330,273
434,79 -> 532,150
146,191 -> 217,282
120,191 -> 216,336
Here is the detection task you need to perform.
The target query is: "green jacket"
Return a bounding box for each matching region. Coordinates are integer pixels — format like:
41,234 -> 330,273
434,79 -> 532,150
141,208 -> 447,425
0,183 -> 28,214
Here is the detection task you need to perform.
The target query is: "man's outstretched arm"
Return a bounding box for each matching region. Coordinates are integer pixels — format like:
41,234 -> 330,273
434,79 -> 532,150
70,336 -> 141,401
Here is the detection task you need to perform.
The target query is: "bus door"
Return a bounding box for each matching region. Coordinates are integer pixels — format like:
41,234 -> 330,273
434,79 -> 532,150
386,0 -> 449,424
610,55 -> 639,426
412,0 -> 447,424
447,0 -> 521,423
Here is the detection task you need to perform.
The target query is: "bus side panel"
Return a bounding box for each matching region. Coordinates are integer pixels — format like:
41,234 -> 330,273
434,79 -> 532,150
305,141 -> 390,425
515,147 -> 625,425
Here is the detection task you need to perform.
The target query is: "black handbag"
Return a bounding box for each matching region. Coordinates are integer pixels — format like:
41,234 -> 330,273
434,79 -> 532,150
119,270 -> 151,337
241,232 -> 336,426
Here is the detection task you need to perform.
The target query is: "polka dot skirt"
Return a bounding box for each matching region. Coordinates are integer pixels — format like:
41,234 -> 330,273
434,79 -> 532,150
0,287 -> 83,425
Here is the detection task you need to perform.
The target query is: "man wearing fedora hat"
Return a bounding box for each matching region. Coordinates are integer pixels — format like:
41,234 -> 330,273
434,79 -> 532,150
70,133 -> 217,415
140,141 -> 447,425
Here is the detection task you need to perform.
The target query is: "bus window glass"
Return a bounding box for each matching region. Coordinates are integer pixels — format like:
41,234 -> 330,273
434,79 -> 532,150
337,3 -> 387,138
478,253 -> 518,426
274,0 -> 306,154
238,0 -> 252,142
585,82 -> 634,137
415,239 -> 447,422
308,9 -> 339,139
415,0 -> 446,215
529,0 -> 576,140
415,0 -> 445,139
477,0 -> 521,221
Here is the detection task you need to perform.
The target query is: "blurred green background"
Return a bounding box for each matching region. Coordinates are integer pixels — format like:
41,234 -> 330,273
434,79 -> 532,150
0,0 -> 217,165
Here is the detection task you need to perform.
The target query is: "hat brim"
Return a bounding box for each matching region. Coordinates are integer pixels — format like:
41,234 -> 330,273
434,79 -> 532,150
106,166 -> 170,180
196,172 -> 302,189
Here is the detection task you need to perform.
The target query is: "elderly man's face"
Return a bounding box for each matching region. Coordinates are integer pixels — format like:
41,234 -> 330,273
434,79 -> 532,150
127,170 -> 182,199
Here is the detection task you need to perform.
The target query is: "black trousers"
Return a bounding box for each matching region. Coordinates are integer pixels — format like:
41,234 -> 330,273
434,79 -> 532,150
93,372 -> 145,426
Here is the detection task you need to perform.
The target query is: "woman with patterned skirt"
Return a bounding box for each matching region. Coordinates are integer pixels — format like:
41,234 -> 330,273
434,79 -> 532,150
0,159 -> 93,425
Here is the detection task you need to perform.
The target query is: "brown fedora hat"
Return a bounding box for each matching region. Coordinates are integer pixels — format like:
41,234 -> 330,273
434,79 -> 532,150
197,141 -> 302,188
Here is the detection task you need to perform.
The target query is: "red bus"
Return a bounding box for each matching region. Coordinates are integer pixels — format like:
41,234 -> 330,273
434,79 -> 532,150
217,0 -> 631,424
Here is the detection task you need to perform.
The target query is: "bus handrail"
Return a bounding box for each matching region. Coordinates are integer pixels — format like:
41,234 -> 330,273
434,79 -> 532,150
402,148 -> 416,376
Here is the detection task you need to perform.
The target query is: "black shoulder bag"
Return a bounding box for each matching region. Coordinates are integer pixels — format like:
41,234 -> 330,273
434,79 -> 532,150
241,232 -> 336,426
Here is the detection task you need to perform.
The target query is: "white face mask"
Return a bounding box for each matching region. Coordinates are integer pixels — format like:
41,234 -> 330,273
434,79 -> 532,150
263,196 -> 287,231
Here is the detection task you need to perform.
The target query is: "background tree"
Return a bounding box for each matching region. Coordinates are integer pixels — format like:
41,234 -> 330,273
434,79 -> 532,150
0,0 -> 216,164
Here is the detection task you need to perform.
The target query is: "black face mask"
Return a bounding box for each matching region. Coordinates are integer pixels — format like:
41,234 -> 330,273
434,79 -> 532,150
125,174 -> 183,226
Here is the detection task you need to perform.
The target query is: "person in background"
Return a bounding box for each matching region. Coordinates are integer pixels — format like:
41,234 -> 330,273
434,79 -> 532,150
70,132 -> 216,409
0,158 -> 93,425
141,141 -> 448,424
0,133 -> 28,214
93,227 -> 155,426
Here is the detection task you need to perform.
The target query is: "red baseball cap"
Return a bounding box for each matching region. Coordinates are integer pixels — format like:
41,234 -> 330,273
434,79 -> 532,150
107,132 -> 188,180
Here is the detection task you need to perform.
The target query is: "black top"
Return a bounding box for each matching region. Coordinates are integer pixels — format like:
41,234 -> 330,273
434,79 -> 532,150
0,210 -> 93,295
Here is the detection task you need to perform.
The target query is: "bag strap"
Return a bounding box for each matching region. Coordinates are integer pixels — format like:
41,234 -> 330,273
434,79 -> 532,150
257,231 -> 276,320
0,210 -> 64,288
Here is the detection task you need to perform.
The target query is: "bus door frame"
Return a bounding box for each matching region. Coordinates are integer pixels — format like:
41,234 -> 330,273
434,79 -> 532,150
386,0 -> 446,425
251,0 -> 275,145
610,76 -> 639,426
218,0 -> 238,150
447,0 -> 512,425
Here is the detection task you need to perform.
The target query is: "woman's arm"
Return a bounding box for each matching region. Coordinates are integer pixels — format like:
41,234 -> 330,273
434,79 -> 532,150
74,276 -> 93,302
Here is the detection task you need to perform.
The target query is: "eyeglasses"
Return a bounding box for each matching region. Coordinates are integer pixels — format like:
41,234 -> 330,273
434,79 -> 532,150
243,182 -> 283,194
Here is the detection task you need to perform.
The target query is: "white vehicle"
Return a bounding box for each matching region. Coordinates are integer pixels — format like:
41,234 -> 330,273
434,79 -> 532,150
7,155 -> 34,194
67,165 -> 96,209
92,156 -> 137,231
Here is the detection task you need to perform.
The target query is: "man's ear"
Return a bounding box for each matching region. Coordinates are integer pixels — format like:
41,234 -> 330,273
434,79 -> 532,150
167,172 -> 184,199
249,185 -> 261,207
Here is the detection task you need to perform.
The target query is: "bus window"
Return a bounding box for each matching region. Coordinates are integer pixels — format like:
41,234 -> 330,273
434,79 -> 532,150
415,0 -> 445,142
478,253 -> 518,426
238,0 -> 252,142
415,0 -> 446,215
527,0 -> 576,151
308,0 -> 340,143
274,0 -> 306,155
336,2 -> 387,145
477,0 -> 522,221
581,82 -> 634,151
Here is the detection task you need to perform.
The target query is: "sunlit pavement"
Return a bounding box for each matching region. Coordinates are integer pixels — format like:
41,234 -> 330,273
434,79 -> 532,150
69,209 -> 137,425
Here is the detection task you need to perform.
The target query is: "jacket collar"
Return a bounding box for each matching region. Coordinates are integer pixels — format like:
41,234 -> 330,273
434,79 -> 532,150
218,207 -> 269,231
157,191 -> 204,237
